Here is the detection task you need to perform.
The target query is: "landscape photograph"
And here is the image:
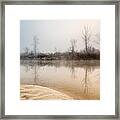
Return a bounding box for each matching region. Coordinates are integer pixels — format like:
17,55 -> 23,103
20,20 -> 100,100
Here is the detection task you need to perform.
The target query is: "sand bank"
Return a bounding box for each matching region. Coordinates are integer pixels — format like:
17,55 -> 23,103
20,84 -> 73,100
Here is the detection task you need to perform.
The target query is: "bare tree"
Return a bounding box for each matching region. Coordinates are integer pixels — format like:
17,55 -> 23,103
81,25 -> 91,53
70,39 -> 77,57
69,39 -> 77,59
32,35 -> 39,59
24,47 -> 29,55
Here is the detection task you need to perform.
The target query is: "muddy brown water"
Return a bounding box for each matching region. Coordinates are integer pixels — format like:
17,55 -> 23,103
20,60 -> 100,100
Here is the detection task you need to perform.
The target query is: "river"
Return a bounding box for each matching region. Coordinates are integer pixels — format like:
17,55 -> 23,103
20,60 -> 100,100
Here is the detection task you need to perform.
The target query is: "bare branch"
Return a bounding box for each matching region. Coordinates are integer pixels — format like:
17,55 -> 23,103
81,25 -> 92,53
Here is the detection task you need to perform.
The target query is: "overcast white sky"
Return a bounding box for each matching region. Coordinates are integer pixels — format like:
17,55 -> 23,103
20,20 -> 100,53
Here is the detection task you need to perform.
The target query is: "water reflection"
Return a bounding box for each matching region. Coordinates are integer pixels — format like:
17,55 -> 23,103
81,67 -> 89,95
20,60 -> 100,100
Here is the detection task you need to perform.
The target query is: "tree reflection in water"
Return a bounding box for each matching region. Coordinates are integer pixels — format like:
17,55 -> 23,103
81,66 -> 89,95
21,60 -> 40,85
33,62 -> 39,84
21,60 -> 99,97
67,61 -> 96,95
69,61 -> 76,80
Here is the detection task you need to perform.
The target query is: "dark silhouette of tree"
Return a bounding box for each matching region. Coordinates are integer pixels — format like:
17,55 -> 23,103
32,35 -> 39,59
81,25 -> 91,53
24,47 -> 29,55
70,39 -> 77,59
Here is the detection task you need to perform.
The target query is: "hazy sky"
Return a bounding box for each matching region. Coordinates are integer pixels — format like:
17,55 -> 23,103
20,20 -> 100,53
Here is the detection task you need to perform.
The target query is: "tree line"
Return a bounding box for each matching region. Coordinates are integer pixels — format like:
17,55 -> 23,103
21,25 -> 100,60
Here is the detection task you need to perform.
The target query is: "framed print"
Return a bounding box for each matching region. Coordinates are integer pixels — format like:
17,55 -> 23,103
0,0 -> 119,119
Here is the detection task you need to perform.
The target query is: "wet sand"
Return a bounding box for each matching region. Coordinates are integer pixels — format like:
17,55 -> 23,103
20,84 -> 73,100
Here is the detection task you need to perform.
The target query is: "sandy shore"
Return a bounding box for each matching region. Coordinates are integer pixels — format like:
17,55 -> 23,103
20,84 -> 73,100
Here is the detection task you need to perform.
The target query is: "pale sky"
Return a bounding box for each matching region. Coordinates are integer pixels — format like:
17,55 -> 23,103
20,20 -> 100,53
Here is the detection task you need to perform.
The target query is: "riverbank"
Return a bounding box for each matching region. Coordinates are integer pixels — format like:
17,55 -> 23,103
20,84 -> 73,100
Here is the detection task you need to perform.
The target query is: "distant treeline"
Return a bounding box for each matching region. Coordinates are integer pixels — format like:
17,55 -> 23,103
21,25 -> 100,60
20,47 -> 100,60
